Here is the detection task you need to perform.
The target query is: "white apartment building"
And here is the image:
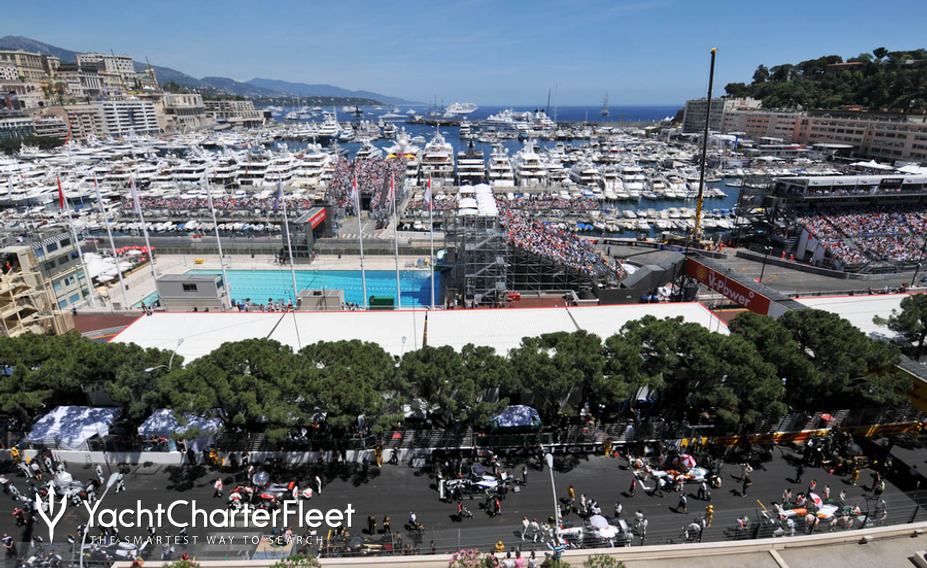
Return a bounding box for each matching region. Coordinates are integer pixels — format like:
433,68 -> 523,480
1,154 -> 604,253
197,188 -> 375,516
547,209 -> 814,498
682,97 -> 760,133
0,63 -> 18,81
32,117 -> 69,140
76,52 -> 135,76
161,93 -> 212,130
0,50 -> 49,81
721,109 -> 927,163
204,99 -> 263,127
96,99 -> 161,136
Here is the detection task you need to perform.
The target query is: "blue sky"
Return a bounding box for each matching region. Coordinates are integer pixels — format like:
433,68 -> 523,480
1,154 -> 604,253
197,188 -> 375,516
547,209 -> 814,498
5,0 -> 927,105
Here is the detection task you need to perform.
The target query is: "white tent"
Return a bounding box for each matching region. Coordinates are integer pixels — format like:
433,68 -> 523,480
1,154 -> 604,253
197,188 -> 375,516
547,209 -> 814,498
26,406 -> 121,450
138,409 -> 222,452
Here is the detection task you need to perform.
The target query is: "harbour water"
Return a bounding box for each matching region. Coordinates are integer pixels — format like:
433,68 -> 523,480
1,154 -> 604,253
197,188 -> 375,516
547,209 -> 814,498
271,104 -> 681,159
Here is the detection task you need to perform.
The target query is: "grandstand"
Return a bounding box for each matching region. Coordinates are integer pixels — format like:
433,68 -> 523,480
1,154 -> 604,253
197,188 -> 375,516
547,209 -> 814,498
445,185 -> 627,306
768,174 -> 927,272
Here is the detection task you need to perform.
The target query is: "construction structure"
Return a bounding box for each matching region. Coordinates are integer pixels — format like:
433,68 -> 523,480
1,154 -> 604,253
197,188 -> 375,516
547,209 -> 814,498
445,185 -> 507,307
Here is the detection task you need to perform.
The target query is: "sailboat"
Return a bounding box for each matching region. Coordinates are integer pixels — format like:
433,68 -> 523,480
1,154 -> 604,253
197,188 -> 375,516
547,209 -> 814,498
601,94 -> 610,117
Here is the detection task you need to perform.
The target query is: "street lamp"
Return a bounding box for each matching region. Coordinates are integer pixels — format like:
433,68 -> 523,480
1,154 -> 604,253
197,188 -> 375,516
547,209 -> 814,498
145,338 -> 184,372
79,472 -> 121,568
545,452 -> 561,540
758,245 -> 773,283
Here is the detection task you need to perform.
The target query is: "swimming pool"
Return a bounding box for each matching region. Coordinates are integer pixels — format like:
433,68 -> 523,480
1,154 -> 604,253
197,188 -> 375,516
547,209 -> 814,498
138,268 -> 441,308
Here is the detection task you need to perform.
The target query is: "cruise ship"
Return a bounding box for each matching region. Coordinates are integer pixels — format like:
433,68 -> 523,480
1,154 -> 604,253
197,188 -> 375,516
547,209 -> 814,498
419,129 -> 455,187
263,154 -> 299,187
618,163 -> 646,199
292,143 -> 333,189
355,140 -> 384,161
486,144 -> 515,188
443,102 -> 478,116
456,140 -> 485,187
238,150 -> 271,187
569,161 -> 602,188
511,140 -> 548,187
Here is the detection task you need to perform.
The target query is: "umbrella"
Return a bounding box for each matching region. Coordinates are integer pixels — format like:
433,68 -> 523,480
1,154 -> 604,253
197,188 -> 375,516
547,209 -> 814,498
678,454 -> 697,469
252,470 -> 270,487
588,515 -> 609,529
845,443 -> 864,457
809,493 -> 823,508
820,413 -> 834,422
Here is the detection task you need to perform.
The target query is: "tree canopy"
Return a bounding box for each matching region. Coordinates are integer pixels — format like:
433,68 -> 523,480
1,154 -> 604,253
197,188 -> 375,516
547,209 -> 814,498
0,307 -> 914,440
724,48 -> 927,111
878,293 -> 927,358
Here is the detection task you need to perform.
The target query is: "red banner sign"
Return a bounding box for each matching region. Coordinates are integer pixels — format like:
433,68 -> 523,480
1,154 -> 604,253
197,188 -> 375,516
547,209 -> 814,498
306,209 -> 327,229
684,258 -> 774,315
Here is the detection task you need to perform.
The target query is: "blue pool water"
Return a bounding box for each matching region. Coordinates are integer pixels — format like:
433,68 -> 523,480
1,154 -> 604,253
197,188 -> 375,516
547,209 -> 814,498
139,268 -> 440,308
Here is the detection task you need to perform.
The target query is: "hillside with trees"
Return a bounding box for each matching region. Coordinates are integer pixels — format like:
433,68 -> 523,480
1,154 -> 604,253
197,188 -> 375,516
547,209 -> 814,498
724,47 -> 927,111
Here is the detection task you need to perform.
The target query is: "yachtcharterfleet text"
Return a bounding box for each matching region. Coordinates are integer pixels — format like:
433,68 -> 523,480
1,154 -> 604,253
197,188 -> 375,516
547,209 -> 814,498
83,500 -> 355,529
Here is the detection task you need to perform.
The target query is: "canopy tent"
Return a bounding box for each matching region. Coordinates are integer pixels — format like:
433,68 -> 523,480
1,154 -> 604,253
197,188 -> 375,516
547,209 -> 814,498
26,406 -> 121,450
137,409 -> 221,451
491,405 -> 542,429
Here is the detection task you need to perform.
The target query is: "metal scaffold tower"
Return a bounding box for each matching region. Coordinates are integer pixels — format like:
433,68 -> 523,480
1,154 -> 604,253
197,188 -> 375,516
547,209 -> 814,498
447,214 -> 508,307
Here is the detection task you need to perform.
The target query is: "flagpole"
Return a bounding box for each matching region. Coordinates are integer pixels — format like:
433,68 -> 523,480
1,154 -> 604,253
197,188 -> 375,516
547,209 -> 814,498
428,177 -> 435,310
205,174 -> 232,309
353,172 -> 368,309
280,183 -> 300,306
59,174 -> 97,308
93,175 -> 129,310
391,174 -> 401,309
130,176 -> 159,283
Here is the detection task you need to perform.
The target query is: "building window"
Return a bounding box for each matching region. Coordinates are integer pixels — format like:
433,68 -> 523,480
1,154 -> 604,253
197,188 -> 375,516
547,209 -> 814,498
69,293 -> 80,304
60,238 -> 70,247
182,283 -> 198,292
57,298 -> 67,309
46,242 -> 58,253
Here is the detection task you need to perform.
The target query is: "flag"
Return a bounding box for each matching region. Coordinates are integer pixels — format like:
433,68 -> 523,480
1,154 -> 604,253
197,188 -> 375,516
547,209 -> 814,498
128,177 -> 141,214
351,173 -> 358,203
424,177 -> 433,211
388,174 -> 395,204
273,181 -> 283,211
56,174 -> 66,210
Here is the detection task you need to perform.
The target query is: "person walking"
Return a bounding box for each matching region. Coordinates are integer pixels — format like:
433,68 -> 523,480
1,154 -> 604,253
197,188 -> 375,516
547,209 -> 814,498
522,465 -> 528,486
213,477 -> 224,498
567,484 -> 576,506
2,534 -> 15,557
521,516 -> 530,540
677,493 -> 688,514
705,504 -> 714,527
850,467 -> 861,486
614,501 -> 622,518
382,515 -> 391,534
628,476 -> 637,497
315,474 -> 323,495
529,518 -> 540,543
697,480 -> 710,501
741,472 -> 751,497
795,461 -> 804,484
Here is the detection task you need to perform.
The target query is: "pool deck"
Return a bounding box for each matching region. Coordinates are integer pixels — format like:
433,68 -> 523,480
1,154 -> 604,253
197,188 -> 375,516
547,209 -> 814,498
94,253 -> 431,309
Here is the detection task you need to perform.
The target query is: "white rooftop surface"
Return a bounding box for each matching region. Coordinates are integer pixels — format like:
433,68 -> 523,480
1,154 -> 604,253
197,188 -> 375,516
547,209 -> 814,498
270,311 -> 425,355
113,312 -> 284,361
112,303 -> 729,362
567,303 -> 729,338
794,293 -> 909,341
426,308 -> 578,352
